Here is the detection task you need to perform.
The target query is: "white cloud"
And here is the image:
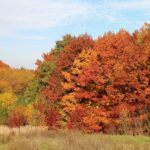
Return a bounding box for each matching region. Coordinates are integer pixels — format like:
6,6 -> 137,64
0,0 -> 95,39
94,0 -> 150,25
103,0 -> 150,10
0,0 -> 92,30
0,0 -> 149,39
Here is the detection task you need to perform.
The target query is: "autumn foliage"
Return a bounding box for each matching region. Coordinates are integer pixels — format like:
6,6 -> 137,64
42,34 -> 94,103
0,61 -> 10,68
7,108 -> 27,127
0,24 -> 150,135
41,24 -> 150,134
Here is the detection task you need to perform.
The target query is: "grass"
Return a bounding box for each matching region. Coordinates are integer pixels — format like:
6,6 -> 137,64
0,126 -> 149,150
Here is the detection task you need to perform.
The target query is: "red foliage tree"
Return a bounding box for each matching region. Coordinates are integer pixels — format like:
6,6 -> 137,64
45,109 -> 60,129
36,25 -> 150,134
7,111 -> 27,128
34,102 -> 60,129
62,30 -> 150,133
42,34 -> 94,103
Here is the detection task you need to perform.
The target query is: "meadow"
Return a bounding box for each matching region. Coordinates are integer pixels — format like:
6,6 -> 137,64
0,126 -> 149,150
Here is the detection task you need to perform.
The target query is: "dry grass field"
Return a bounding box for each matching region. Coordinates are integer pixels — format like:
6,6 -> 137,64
0,126 -> 149,150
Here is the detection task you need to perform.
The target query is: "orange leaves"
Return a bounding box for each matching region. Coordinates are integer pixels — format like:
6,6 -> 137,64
42,34 -> 94,104
61,82 -> 74,90
62,71 -> 72,82
35,29 -> 150,133
0,60 -> 10,68
43,53 -> 53,62
68,106 -> 110,133
59,29 -> 150,133
61,71 -> 74,90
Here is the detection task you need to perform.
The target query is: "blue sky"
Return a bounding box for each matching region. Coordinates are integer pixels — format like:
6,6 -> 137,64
0,0 -> 150,69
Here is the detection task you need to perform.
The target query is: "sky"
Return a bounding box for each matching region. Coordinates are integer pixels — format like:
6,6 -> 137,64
0,0 -> 150,69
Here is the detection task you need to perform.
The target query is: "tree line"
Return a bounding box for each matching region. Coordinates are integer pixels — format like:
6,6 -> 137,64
0,23 -> 150,135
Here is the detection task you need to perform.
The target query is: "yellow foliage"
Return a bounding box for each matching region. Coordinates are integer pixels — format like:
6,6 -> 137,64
22,105 -> 45,126
23,105 -> 34,123
62,71 -> 72,82
72,49 -> 97,75
0,92 -> 16,108
61,93 -> 77,113
0,80 -> 12,93
0,68 -> 35,95
61,82 -> 74,90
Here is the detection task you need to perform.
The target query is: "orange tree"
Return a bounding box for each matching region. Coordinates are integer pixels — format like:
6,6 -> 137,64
61,30 -> 150,133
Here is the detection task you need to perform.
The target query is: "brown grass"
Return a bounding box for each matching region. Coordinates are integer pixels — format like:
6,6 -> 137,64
0,126 -> 149,150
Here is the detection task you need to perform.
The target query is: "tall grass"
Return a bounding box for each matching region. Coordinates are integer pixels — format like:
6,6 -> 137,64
0,126 -> 149,150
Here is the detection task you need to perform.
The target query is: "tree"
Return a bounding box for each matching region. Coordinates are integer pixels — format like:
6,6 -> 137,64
7,106 -> 27,127
42,34 -> 94,103
61,30 -> 150,133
